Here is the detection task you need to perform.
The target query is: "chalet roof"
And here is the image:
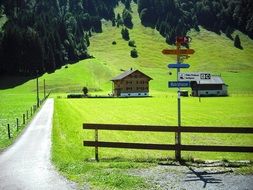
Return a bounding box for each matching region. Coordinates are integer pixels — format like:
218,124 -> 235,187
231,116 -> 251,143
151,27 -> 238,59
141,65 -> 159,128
196,76 -> 225,85
111,69 -> 152,81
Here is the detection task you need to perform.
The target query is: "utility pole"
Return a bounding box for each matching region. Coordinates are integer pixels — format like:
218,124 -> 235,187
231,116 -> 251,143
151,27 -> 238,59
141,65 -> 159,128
36,72 -> 39,108
44,79 -> 46,99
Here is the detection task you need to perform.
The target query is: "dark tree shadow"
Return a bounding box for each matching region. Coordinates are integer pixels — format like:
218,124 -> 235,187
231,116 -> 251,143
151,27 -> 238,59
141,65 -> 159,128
0,75 -> 36,89
184,166 -> 231,188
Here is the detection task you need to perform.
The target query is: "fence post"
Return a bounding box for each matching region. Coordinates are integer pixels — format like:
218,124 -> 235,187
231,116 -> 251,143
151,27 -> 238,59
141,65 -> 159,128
95,129 -> 99,162
16,118 -> 19,131
33,105 -> 36,113
31,107 -> 33,117
7,124 -> 11,139
23,114 -> 25,124
26,110 -> 29,120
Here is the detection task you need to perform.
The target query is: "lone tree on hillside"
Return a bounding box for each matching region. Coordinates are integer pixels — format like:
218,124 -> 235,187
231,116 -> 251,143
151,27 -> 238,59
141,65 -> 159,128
121,28 -> 130,41
234,34 -> 242,49
82,86 -> 88,96
130,49 -> 138,58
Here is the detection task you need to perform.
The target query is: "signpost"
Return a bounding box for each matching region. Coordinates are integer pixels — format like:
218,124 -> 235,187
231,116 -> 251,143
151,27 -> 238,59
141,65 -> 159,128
162,36 -> 195,162
168,81 -> 190,88
162,49 -> 195,55
168,63 -> 190,69
178,72 -> 211,81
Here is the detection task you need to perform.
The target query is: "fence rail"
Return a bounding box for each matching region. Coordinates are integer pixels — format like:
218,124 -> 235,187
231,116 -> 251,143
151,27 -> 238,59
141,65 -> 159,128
83,123 -> 253,161
83,123 -> 253,133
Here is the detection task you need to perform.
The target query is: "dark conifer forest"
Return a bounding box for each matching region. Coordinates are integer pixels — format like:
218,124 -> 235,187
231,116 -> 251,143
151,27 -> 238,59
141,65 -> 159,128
0,0 -> 252,76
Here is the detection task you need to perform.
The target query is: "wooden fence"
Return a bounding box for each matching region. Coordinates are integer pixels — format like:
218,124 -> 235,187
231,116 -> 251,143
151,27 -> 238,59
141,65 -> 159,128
83,123 -> 253,161
3,92 -> 51,139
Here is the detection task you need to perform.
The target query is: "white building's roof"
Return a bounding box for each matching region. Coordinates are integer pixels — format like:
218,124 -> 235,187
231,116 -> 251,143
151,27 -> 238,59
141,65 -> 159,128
197,76 -> 225,84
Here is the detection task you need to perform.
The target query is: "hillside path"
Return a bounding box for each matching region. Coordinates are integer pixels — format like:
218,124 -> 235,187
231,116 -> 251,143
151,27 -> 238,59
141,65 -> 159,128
0,98 -> 76,190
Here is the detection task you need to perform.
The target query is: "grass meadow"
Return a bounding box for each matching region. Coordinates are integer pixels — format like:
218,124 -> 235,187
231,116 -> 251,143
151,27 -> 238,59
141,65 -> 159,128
52,96 -> 253,189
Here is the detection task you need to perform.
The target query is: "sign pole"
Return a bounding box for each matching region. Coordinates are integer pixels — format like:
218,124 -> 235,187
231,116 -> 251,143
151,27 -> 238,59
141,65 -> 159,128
162,36 -> 194,162
176,42 -> 181,162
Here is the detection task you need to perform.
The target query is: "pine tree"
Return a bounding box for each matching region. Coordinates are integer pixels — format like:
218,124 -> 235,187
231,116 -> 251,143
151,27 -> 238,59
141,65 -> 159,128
121,28 -> 130,41
85,33 -> 90,47
234,34 -> 242,49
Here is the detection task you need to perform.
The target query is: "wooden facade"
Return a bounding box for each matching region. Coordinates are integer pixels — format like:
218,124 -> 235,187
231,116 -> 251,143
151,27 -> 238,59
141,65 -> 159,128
111,69 -> 152,97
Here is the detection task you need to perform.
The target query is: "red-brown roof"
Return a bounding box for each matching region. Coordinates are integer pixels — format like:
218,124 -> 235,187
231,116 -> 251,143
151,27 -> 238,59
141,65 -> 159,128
111,69 -> 152,81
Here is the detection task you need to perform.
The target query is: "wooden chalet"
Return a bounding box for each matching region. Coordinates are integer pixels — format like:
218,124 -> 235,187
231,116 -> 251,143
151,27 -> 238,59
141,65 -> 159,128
191,75 -> 228,97
111,68 -> 152,97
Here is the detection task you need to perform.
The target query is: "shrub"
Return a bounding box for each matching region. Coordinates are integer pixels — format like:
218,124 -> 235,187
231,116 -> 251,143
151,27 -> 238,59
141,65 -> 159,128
112,41 -> 117,45
128,40 -> 136,47
130,49 -> 138,58
82,86 -> 88,96
121,28 -> 130,41
67,94 -> 83,98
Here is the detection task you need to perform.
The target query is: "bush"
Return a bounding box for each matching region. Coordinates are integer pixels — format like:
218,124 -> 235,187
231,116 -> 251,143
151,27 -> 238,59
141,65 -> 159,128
112,41 -> 117,45
82,86 -> 88,96
128,40 -> 136,47
121,28 -> 130,41
67,94 -> 83,98
130,49 -> 138,58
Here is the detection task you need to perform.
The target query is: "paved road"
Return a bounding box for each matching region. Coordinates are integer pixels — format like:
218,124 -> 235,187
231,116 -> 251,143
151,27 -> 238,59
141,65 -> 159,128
0,99 -> 76,190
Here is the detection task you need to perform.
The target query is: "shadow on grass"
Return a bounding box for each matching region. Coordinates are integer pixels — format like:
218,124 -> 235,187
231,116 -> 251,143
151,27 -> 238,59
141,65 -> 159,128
0,75 -> 35,89
84,156 -> 173,164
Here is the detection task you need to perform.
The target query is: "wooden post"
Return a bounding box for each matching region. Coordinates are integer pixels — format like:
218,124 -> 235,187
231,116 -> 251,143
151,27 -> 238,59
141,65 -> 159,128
16,118 -> 19,131
95,129 -> 99,162
7,124 -> 11,139
33,105 -> 36,113
26,110 -> 29,120
31,107 -> 33,117
23,114 -> 25,124
44,79 -> 46,99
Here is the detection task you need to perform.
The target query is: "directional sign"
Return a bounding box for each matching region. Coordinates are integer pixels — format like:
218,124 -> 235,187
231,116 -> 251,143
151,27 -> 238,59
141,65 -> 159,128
162,49 -> 195,55
178,72 -> 211,81
176,36 -> 191,44
168,81 -> 190,88
179,55 -> 190,59
168,63 -> 190,69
